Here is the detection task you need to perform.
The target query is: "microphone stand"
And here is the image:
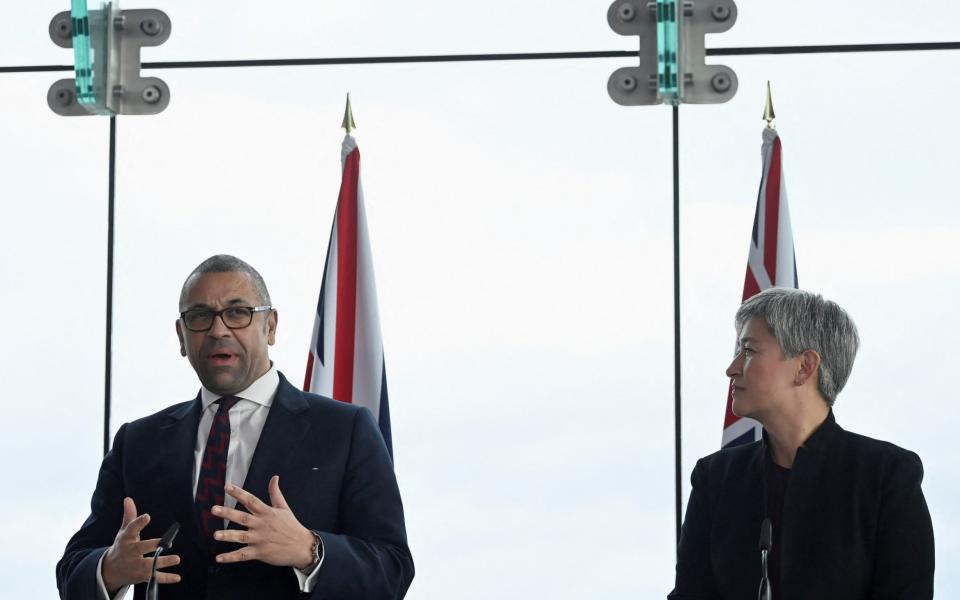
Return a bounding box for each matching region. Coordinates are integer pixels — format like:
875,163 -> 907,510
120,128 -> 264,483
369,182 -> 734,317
147,522 -> 180,600
758,518 -> 772,600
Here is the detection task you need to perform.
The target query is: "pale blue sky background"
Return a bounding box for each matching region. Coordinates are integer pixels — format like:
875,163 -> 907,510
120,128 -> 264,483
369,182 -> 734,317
1,2 -> 958,598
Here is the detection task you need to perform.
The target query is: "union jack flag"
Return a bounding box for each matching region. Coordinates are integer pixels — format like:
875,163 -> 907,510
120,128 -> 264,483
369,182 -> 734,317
721,127 -> 798,448
304,134 -> 393,457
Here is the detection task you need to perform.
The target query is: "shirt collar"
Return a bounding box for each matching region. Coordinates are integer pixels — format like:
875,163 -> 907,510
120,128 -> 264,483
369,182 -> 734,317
761,409 -> 841,455
199,364 -> 280,412
797,409 -> 841,455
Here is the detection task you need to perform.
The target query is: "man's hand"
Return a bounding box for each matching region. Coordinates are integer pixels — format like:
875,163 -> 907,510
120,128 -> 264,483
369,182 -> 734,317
101,497 -> 182,595
213,475 -> 316,570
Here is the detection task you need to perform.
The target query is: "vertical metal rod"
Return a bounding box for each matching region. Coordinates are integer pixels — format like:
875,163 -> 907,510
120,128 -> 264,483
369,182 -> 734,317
672,104 -> 682,549
104,115 -> 117,457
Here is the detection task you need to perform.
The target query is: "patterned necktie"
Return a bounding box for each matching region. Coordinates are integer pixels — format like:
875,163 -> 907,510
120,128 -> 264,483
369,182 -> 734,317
195,396 -> 240,538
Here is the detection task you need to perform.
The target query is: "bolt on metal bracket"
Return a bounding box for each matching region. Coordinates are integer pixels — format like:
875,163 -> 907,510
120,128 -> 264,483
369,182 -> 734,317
607,1 -> 660,106
607,0 -> 737,106
680,0 -> 737,104
48,6 -> 171,116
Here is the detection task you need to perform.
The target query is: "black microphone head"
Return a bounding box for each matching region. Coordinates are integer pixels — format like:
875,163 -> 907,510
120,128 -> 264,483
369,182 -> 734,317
159,522 -> 180,551
759,518 -> 773,552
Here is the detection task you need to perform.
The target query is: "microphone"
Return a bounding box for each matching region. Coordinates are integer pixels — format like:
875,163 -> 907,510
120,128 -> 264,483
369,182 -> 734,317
147,522 -> 180,600
758,518 -> 772,600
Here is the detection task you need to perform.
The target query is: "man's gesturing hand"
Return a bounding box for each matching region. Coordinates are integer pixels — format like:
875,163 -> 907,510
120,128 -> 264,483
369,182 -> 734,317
213,475 -> 316,570
101,497 -> 182,595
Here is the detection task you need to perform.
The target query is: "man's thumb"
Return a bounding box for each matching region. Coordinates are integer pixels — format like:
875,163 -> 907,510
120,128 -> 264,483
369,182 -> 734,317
268,475 -> 289,509
121,497 -> 138,527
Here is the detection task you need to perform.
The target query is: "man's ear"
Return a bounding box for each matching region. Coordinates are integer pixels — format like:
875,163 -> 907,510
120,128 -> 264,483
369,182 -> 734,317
795,349 -> 821,387
266,310 -> 278,346
175,320 -> 187,357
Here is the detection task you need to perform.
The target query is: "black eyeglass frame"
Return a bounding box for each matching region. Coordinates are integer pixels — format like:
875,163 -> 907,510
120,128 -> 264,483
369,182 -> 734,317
179,305 -> 273,332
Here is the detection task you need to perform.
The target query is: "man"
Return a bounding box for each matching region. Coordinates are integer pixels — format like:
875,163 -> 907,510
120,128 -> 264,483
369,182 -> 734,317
669,288 -> 934,600
57,255 -> 414,599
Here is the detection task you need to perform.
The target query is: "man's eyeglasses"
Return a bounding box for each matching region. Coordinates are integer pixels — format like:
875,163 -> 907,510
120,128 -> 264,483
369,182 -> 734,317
179,306 -> 272,332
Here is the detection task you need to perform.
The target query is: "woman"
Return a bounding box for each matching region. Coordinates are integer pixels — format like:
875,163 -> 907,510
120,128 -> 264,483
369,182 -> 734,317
669,288 -> 934,600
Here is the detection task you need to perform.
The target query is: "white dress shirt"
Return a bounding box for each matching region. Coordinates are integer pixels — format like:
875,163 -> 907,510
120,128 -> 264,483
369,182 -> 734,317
97,366 -> 322,599
192,366 -> 278,510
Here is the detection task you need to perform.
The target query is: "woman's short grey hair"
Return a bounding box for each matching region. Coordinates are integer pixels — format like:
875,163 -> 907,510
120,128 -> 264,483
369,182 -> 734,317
735,288 -> 859,406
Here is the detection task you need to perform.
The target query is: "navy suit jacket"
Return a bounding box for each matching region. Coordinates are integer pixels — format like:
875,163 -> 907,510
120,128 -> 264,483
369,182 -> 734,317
668,412 -> 934,600
57,373 -> 414,600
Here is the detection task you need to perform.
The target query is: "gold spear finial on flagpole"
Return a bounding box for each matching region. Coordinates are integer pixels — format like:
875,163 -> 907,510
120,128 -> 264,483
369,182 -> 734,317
341,93 -> 356,134
763,81 -> 776,129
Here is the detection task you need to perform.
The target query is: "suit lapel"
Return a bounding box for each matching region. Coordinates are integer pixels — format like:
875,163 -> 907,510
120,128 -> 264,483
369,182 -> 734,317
155,396 -> 206,555
779,414 -> 839,587
779,448 -> 823,590
234,376 -> 311,518
710,443 -> 767,597
746,443 -> 767,543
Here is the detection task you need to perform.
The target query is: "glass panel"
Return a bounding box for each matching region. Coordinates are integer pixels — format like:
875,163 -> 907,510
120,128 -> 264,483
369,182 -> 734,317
146,1 -> 960,59
2,25 -> 956,600
657,0 -> 681,103
1,4 -> 80,66
69,0 -> 95,102
4,1 -> 960,67
0,74 -> 109,597
719,0 -> 960,48
69,0 -> 115,113
105,60 -> 674,597
681,51 -> 960,595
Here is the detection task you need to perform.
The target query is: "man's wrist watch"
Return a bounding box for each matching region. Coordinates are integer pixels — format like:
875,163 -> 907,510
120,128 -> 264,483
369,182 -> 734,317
303,530 -> 323,574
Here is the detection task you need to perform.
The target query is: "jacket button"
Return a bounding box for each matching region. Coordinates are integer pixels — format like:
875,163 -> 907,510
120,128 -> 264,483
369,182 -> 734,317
208,565 -> 221,575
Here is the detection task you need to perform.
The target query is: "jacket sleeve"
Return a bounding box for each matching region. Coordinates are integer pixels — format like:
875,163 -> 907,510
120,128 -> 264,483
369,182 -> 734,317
57,424 -> 129,600
668,458 -> 720,600
311,408 -> 414,599
870,450 -> 935,600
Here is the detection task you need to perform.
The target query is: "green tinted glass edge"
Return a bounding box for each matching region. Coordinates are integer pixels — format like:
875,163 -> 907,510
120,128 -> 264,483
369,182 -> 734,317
655,0 -> 680,105
70,0 -> 95,104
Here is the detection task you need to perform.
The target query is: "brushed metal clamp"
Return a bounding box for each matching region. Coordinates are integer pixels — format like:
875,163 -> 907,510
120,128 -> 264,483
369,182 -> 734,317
48,6 -> 171,116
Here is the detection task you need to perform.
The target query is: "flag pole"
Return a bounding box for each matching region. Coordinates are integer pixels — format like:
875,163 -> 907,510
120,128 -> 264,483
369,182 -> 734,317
672,104 -> 682,550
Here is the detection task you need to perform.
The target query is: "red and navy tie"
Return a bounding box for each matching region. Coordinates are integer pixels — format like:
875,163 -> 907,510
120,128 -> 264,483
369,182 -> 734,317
195,396 -> 240,538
